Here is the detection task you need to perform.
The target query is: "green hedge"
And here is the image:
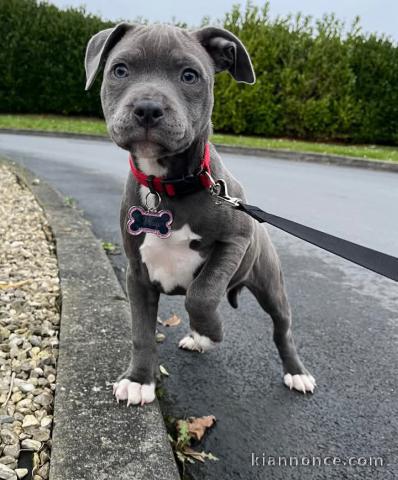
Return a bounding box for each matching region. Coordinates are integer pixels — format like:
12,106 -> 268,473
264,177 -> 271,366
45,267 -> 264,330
213,5 -> 398,144
0,0 -> 110,115
1,0 -> 397,144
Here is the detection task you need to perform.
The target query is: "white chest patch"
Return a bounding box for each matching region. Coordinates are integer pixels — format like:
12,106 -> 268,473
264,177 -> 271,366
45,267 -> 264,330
140,223 -> 204,293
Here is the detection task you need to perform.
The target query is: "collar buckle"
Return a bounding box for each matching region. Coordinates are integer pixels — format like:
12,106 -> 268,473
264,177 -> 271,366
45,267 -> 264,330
210,179 -> 242,208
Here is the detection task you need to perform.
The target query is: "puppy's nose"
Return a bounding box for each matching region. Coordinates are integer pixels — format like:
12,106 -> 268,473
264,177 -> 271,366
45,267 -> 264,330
133,100 -> 164,127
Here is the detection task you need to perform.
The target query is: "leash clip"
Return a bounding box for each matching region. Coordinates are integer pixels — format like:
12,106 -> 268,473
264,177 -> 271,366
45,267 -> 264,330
209,179 -> 242,208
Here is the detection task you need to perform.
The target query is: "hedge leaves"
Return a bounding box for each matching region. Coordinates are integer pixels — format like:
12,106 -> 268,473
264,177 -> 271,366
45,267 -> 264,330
0,0 -> 397,144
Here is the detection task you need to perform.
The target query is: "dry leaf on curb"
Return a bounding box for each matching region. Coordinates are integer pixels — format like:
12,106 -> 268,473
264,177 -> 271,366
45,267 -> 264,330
187,415 -> 216,441
162,314 -> 181,327
159,365 -> 169,376
172,416 -> 218,466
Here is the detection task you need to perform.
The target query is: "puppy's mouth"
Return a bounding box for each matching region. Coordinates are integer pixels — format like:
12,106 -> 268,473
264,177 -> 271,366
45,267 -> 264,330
112,126 -> 192,160
110,108 -> 190,156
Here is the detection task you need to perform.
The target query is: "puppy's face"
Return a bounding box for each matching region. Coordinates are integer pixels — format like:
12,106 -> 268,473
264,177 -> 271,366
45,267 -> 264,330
85,23 -> 255,158
102,25 -> 213,158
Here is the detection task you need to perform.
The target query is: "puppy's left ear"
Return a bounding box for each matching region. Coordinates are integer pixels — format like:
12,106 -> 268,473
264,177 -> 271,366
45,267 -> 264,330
193,27 -> 255,84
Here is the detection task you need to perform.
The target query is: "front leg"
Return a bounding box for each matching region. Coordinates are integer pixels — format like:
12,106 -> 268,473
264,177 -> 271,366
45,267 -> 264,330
114,263 -> 159,406
180,238 -> 249,352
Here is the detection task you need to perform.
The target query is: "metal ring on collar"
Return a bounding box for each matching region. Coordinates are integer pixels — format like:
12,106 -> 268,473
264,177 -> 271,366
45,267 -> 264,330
145,191 -> 161,211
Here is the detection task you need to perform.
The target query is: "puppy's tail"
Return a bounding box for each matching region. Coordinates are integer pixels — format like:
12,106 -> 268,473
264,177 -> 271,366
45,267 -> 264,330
227,286 -> 243,309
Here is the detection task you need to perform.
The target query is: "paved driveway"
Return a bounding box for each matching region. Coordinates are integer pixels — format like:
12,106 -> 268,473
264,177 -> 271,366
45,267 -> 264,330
1,133 -> 397,479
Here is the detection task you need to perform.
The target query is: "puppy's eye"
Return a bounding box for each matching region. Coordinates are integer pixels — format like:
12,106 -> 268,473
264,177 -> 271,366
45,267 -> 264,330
113,63 -> 129,79
181,68 -> 199,84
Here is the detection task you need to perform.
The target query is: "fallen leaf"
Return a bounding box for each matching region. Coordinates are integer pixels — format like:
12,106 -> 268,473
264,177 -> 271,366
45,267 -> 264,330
205,452 -> 219,461
183,447 -> 206,463
159,365 -> 169,376
183,447 -> 219,462
187,415 -> 216,441
162,314 -> 181,327
170,415 -> 218,466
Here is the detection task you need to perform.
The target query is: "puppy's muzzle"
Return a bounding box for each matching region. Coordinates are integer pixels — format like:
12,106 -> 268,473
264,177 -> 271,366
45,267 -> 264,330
133,100 -> 164,128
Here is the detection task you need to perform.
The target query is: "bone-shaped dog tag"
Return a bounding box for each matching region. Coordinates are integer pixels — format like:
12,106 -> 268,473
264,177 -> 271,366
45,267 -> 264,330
127,206 -> 173,238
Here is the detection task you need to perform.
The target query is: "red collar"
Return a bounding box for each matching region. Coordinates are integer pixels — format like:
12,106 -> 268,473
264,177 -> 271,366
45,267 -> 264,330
129,143 -> 212,197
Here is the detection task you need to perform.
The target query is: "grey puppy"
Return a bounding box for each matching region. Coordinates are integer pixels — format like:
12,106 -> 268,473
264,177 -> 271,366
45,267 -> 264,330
85,23 -> 315,406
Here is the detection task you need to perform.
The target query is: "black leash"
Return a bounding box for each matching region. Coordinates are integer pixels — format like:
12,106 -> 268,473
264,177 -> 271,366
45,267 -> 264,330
239,203 -> 398,282
211,180 -> 398,282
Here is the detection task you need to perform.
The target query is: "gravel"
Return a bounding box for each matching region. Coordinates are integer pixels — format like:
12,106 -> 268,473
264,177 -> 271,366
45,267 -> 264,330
0,166 -> 60,480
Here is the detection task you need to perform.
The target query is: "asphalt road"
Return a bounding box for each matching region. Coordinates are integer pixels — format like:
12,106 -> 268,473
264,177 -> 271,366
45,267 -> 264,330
1,132 -> 397,480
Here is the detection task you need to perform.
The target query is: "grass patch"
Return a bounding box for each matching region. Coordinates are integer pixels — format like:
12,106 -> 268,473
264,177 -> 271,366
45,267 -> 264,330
63,196 -> 77,208
212,134 -> 398,163
1,114 -> 397,163
0,114 -> 107,136
101,241 -> 121,255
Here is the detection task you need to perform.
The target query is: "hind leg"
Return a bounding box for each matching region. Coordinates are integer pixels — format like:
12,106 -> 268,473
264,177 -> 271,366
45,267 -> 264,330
248,241 -> 315,393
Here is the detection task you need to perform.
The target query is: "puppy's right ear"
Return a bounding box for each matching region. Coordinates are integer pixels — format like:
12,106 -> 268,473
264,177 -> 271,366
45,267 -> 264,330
84,22 -> 131,90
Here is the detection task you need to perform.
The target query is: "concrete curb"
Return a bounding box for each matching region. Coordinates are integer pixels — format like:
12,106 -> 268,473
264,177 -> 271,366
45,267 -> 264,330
0,157 -> 180,480
1,127 -> 397,173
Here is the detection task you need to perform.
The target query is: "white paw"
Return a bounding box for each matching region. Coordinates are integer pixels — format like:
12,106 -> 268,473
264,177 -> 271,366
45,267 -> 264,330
283,373 -> 316,394
113,379 -> 156,406
178,331 -> 215,353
